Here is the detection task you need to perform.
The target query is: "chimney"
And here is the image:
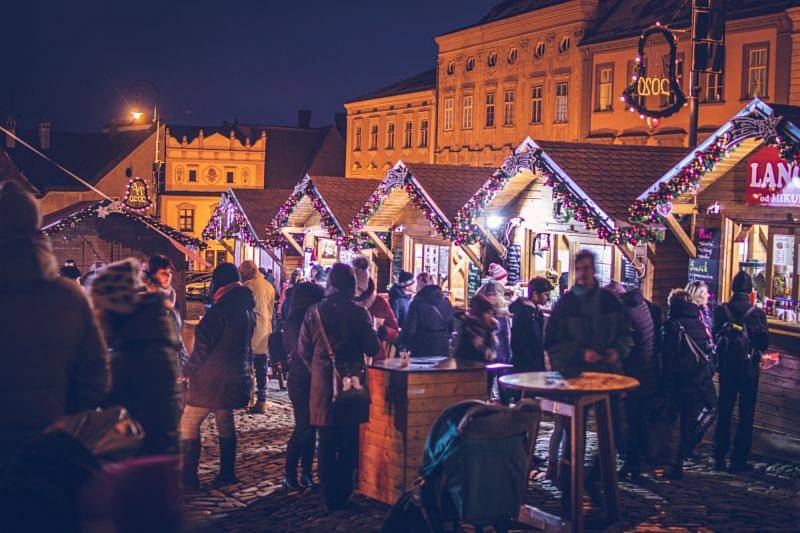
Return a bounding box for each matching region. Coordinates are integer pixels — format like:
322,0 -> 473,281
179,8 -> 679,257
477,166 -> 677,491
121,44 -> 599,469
298,109 -> 311,129
334,112 -> 347,137
38,119 -> 51,150
5,116 -> 15,149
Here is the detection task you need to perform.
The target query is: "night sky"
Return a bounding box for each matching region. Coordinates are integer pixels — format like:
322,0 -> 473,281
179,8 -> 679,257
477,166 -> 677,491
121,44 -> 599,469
6,0 -> 494,132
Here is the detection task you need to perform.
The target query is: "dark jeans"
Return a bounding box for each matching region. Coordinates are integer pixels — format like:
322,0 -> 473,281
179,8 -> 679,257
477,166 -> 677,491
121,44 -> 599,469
623,393 -> 650,469
253,354 -> 268,402
714,366 -> 760,465
317,425 -> 359,507
285,386 -> 316,479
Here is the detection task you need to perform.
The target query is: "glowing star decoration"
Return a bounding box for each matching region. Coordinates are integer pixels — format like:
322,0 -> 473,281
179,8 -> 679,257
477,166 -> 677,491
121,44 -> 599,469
621,24 -> 687,120
122,178 -> 152,213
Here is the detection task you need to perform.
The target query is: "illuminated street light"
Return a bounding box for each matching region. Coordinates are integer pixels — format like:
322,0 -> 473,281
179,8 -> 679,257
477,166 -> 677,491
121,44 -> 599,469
130,110 -> 144,121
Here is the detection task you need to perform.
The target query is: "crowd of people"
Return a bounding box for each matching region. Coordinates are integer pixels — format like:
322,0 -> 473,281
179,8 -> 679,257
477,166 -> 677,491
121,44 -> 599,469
0,178 -> 774,527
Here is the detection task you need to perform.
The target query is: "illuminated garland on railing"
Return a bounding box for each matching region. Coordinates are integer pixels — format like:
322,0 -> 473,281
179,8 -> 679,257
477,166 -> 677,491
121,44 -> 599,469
201,200 -> 262,248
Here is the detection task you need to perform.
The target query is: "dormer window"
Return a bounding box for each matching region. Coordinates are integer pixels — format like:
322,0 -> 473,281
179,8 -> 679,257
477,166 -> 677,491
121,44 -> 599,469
533,42 -> 545,60
447,61 -> 455,75
466,57 -> 475,71
507,48 -> 517,64
558,36 -> 571,54
487,52 -> 498,67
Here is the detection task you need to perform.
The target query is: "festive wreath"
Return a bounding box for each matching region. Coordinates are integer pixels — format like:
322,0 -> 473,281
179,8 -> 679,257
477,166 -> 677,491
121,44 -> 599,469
621,24 -> 687,119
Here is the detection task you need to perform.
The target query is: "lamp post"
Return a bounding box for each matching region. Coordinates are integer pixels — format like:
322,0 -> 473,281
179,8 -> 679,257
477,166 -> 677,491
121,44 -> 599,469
129,80 -> 163,217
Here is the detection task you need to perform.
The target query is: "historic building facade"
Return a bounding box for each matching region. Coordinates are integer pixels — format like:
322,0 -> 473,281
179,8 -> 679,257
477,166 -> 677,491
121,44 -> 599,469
345,0 -> 800,167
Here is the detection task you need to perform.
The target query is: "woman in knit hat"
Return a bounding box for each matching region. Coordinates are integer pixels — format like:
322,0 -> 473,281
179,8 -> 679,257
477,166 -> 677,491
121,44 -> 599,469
89,258 -> 182,457
453,293 -> 498,364
180,263 -> 255,489
0,180 -> 109,462
296,262 -> 380,511
351,255 -> 399,360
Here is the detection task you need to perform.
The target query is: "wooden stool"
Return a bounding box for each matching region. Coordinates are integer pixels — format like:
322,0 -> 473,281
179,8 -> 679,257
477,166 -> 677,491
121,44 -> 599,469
499,372 -> 639,533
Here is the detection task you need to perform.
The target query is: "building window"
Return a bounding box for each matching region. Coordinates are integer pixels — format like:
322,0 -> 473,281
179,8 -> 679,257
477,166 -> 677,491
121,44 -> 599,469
226,170 -> 234,184
178,208 -> 194,232
503,89 -> 515,127
661,54 -> 684,106
558,36 -> 570,54
555,82 -> 569,122
386,123 -> 395,149
443,97 -> 454,131
595,64 -> 614,111
533,42 -> 545,60
703,72 -> 724,102
188,169 -> 197,182
369,124 -> 378,150
462,95 -> 473,129
447,61 -> 455,75
354,126 -> 362,151
420,119 -> 429,148
744,43 -> 769,98
466,57 -> 475,71
404,121 -> 413,148
507,48 -> 517,64
216,250 -> 228,265
485,93 -> 496,127
531,85 -> 543,124
487,52 -> 497,67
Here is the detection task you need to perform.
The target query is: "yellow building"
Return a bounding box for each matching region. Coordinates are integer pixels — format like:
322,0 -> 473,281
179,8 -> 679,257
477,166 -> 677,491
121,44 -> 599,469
344,70 -> 436,178
161,119 -> 345,269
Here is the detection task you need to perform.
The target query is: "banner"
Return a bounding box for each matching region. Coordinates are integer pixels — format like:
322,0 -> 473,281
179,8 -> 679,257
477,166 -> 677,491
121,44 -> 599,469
746,146 -> 800,207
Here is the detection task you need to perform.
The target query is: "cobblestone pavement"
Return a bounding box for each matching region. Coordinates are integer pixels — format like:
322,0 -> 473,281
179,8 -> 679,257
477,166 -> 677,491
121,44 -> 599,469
183,382 -> 800,532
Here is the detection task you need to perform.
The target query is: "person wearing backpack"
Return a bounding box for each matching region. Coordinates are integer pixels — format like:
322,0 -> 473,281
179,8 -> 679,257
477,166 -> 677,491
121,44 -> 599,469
660,289 -> 716,479
712,271 -> 769,472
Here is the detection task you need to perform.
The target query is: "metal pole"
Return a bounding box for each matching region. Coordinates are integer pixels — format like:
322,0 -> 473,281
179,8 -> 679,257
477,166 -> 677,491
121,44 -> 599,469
688,68 -> 700,147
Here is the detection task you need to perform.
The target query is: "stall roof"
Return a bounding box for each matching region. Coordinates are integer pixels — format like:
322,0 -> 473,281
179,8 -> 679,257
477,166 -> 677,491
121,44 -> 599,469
405,163 -> 494,223
42,199 -> 206,248
310,176 -> 383,230
228,188 -> 294,241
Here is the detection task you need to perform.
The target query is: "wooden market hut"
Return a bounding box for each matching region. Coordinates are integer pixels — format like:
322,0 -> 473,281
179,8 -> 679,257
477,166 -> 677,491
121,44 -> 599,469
202,187 -> 293,278
349,161 -> 494,308
629,98 -> 800,460
453,138 -> 687,296
42,199 -> 206,315
262,174 -> 382,278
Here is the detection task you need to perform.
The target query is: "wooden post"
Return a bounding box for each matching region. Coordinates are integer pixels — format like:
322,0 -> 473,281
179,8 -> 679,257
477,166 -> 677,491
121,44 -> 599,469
665,214 -> 698,258
280,228 -> 305,256
459,244 -> 483,271
366,231 -> 392,259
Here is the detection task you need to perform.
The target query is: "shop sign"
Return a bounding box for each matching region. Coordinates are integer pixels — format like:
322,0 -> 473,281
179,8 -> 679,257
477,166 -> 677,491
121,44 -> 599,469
123,177 -> 152,212
688,227 -> 721,302
620,257 -> 640,291
746,146 -> 800,207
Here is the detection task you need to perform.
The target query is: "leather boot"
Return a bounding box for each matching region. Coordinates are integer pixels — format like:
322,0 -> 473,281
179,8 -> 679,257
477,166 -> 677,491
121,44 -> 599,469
248,401 -> 267,414
180,439 -> 201,491
212,436 -> 238,486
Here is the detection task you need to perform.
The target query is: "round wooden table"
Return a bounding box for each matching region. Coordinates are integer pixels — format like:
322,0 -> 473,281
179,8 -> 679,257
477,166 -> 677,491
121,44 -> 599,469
499,371 -> 639,533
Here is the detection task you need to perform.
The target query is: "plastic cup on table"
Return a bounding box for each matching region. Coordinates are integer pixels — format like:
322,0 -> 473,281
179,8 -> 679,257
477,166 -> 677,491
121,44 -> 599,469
399,349 -> 410,367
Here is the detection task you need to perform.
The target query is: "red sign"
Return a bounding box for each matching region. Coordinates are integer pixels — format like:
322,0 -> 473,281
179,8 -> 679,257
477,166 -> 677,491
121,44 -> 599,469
746,146 -> 800,207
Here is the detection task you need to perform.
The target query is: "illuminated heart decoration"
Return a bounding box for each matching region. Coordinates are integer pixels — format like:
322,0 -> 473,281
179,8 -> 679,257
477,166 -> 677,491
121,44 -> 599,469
656,201 -> 673,218
621,24 -> 687,119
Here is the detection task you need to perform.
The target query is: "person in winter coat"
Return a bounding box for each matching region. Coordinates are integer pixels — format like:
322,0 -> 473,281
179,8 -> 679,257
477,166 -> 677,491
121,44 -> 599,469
685,281 -> 712,330
453,294 -> 499,367
544,251 -> 633,378
713,271 -> 769,472
400,274 -> 453,357
282,282 -> 325,489
660,288 -> 716,478
142,255 -> 190,372
280,268 -> 303,319
180,263 -> 255,489
0,181 -> 110,463
388,271 -> 415,328
352,256 -> 399,360
476,279 -> 511,361
510,277 -> 553,373
90,258 -> 183,456
606,282 -> 659,481
239,260 -> 276,414
297,263 -> 380,511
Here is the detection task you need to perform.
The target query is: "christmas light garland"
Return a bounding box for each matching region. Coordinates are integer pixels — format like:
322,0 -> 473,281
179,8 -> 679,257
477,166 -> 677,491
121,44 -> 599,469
45,200 -> 206,248
202,199 -> 262,249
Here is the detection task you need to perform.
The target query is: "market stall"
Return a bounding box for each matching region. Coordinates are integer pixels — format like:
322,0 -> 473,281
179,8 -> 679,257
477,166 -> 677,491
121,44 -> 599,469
42,199 -> 206,315
452,138 -> 687,299
629,98 -> 800,460
349,161 -> 491,307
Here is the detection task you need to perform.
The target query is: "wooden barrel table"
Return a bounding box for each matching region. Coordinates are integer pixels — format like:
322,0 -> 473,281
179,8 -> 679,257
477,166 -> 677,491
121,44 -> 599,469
500,371 -> 639,533
358,357 -> 487,505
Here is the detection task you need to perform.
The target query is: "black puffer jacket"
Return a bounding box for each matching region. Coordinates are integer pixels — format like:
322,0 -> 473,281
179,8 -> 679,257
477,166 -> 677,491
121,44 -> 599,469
388,284 -> 413,328
509,298 -> 546,372
662,299 -> 713,392
453,311 -> 498,362
184,285 -> 255,409
619,289 -> 660,395
105,293 -> 182,455
400,285 -> 453,357
712,293 -> 770,369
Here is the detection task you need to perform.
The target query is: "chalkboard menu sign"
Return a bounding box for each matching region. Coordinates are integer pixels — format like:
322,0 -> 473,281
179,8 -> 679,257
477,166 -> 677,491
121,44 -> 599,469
620,257 -> 640,290
688,227 -> 721,302
468,262 -> 481,300
506,244 -> 521,284
391,248 -> 403,281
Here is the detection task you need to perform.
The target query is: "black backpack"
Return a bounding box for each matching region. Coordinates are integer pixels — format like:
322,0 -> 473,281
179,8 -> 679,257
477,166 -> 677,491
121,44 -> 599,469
715,304 -> 757,369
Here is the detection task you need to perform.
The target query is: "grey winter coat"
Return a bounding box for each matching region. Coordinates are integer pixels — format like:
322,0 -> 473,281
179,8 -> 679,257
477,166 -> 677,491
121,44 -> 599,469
400,285 -> 453,357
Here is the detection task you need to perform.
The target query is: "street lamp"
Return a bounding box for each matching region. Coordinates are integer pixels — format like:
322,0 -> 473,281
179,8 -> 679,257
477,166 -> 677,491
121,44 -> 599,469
130,110 -> 144,121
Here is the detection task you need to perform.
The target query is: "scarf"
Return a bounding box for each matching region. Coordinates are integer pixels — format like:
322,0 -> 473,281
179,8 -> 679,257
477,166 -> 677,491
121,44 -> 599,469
213,281 -> 241,303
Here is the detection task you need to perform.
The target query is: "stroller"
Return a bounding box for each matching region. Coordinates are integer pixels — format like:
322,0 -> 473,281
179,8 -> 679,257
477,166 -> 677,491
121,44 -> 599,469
383,399 -> 541,532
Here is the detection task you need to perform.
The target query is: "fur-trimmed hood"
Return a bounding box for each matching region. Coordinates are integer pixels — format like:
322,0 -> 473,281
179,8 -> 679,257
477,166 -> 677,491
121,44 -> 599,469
0,232 -> 58,291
